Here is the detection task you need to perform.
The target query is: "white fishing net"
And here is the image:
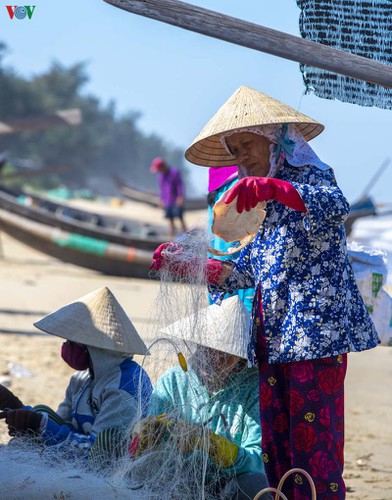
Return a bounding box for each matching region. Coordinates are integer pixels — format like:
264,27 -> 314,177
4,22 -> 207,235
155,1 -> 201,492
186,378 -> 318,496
0,227 -> 268,500
123,229 -> 252,499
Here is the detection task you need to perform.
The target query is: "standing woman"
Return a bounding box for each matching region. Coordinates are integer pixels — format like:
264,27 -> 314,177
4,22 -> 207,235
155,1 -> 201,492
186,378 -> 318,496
151,86 -> 380,499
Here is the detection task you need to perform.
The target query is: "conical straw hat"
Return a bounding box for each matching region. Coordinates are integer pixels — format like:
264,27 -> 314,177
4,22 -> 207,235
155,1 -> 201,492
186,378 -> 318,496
160,296 -> 250,359
34,287 -> 148,355
185,85 -> 324,167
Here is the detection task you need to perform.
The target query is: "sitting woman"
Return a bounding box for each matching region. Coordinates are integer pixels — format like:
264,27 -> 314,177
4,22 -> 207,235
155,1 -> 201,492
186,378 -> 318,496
131,296 -> 270,500
0,286 -> 152,462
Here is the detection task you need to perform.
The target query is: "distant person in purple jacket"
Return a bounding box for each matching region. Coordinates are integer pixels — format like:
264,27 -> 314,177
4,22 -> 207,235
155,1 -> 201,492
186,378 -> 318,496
150,157 -> 187,237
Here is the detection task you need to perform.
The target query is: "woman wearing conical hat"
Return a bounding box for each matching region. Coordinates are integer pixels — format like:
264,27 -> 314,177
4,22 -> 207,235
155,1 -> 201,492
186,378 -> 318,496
0,287 -> 152,463
150,86 -> 380,499
130,296 -> 270,499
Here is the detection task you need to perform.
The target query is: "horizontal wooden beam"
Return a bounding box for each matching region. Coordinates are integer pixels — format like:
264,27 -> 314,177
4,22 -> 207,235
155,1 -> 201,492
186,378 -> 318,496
0,109 -> 82,135
104,0 -> 392,89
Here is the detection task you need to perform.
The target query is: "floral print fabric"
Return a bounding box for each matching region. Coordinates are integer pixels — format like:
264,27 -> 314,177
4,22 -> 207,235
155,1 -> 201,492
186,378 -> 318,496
209,162 -> 380,365
258,353 -> 347,499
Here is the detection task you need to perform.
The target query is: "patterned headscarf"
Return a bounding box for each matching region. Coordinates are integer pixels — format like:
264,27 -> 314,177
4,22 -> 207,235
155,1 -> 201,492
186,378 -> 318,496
221,124 -> 330,178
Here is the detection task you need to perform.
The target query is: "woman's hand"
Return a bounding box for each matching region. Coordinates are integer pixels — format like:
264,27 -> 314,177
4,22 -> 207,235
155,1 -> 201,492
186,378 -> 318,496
150,243 -> 224,284
130,414 -> 175,458
150,242 -> 184,271
0,385 -> 23,410
222,177 -> 306,213
3,409 -> 43,436
172,420 -> 239,467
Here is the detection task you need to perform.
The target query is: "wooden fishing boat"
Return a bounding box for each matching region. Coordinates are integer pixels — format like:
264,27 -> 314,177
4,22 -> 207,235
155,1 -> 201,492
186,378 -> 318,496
116,178 -> 385,238
0,184 -> 169,251
0,184 -> 383,278
345,197 -> 377,237
113,178 -> 385,237
113,176 -> 208,211
0,206 -> 154,278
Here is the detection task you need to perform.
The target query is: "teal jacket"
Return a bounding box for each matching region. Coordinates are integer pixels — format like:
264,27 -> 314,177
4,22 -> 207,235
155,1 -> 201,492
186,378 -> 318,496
149,365 -> 263,477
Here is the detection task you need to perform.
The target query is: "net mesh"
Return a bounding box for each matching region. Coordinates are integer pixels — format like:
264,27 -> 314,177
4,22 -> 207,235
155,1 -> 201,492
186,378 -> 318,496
0,226 -> 263,499
124,229 -> 237,499
296,0 -> 392,109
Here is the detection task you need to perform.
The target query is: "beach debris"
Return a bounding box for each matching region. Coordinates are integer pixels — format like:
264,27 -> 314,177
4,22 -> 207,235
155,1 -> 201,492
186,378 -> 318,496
7,362 -> 32,378
356,453 -> 373,467
349,243 -> 392,346
344,472 -> 362,479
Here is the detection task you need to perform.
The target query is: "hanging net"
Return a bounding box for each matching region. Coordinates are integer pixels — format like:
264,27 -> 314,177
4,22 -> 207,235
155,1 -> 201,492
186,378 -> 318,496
296,0 -> 392,109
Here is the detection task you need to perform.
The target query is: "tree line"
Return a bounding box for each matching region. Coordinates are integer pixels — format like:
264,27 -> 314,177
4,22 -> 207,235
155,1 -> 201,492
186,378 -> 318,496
0,41 -> 189,195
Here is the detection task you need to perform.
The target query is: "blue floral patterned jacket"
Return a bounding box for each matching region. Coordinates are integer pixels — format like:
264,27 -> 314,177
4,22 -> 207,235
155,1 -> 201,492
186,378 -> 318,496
209,163 -> 380,364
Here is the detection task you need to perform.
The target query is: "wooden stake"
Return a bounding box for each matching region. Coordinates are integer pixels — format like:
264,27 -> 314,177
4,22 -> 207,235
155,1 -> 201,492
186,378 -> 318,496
104,0 -> 392,89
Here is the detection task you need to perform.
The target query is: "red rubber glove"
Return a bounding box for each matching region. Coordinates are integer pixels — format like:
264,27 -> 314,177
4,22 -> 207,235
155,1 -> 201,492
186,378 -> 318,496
0,384 -> 23,410
150,243 -> 223,284
222,177 -> 306,213
204,259 -> 224,285
4,408 -> 43,436
150,242 -> 183,271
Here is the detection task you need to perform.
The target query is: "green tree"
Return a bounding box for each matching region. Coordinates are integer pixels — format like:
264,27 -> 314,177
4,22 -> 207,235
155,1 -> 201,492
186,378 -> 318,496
0,43 -> 190,195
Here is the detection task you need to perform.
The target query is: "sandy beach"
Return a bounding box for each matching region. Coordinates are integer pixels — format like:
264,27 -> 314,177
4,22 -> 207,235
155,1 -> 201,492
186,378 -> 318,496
0,211 -> 391,499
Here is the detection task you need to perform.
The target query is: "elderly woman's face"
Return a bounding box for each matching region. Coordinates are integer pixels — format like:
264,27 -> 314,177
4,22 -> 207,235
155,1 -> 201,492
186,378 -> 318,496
195,345 -> 241,380
225,131 -> 271,177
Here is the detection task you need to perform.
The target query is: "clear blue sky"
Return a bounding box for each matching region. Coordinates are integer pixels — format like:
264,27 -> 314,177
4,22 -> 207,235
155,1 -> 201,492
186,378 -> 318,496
2,0 -> 392,205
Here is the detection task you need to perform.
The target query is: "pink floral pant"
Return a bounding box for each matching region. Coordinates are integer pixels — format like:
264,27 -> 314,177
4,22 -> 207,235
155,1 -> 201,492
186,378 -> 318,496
258,354 -> 347,499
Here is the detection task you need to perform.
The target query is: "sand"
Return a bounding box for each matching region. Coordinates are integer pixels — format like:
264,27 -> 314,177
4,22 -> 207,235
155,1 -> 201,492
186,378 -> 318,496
0,219 -> 391,499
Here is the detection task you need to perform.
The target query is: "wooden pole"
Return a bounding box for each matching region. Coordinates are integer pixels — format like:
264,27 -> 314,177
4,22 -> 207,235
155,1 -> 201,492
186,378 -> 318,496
104,0 -> 392,89
0,109 -> 82,135
359,157 -> 391,200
